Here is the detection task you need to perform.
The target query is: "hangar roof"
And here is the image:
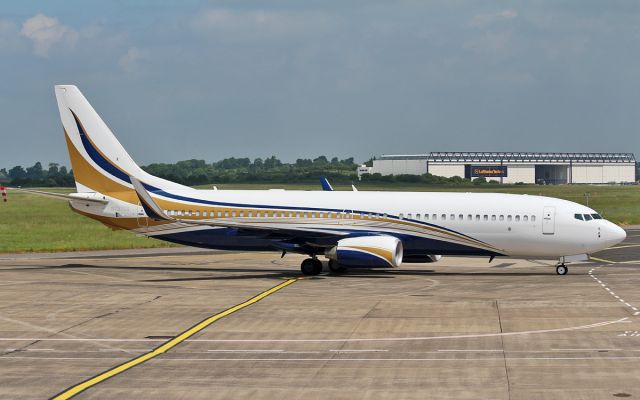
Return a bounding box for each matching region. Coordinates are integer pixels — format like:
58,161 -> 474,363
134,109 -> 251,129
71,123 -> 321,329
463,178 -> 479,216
378,152 -> 636,164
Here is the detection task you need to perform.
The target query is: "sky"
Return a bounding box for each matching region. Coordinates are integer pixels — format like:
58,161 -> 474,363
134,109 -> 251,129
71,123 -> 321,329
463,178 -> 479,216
1,0 -> 640,168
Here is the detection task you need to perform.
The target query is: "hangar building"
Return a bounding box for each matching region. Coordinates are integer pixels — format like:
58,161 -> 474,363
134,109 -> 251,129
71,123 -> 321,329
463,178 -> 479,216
364,152 -> 636,184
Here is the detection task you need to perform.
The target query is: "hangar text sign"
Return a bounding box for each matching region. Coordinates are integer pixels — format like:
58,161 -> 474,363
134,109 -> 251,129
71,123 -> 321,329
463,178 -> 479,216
471,166 -> 508,178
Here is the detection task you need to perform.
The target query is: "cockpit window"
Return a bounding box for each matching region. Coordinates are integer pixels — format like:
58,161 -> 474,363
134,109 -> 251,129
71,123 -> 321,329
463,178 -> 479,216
574,213 -> 583,221
583,214 -> 593,221
591,213 -> 602,219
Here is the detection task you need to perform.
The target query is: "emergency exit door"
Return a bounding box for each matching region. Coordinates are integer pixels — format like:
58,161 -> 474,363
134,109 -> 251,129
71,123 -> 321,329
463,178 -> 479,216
542,206 -> 555,235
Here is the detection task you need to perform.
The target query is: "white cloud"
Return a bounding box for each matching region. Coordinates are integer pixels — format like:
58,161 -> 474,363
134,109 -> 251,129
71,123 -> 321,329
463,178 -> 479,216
118,47 -> 144,71
20,14 -> 78,57
470,9 -> 518,28
192,9 -> 333,39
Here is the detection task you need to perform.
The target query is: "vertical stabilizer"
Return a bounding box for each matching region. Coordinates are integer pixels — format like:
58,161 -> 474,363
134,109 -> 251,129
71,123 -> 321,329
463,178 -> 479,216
54,85 -> 187,198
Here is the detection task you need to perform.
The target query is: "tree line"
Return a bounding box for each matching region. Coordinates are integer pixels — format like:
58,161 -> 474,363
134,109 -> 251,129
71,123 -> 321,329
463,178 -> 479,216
0,156 -> 360,187
0,156 -> 511,187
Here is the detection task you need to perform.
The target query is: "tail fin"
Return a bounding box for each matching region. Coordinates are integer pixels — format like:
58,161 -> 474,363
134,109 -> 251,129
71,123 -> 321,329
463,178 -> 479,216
55,85 -> 185,201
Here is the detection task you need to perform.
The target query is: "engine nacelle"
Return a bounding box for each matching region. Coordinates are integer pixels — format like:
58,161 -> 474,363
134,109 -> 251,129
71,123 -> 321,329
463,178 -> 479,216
326,236 -> 403,268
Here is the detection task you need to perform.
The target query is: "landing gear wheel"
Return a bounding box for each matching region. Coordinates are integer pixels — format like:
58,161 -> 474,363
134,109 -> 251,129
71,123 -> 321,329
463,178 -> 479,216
328,259 -> 346,273
556,264 -> 568,275
301,258 -> 322,276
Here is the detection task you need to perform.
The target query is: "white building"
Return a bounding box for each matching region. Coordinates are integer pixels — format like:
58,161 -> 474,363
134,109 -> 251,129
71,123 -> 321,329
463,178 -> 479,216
365,152 -> 636,184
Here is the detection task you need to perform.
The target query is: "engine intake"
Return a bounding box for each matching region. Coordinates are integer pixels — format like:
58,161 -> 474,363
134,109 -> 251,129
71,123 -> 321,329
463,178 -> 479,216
327,236 -> 403,268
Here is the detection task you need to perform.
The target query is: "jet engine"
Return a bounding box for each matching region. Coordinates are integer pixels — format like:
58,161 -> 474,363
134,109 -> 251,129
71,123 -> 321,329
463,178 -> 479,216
326,236 -> 403,268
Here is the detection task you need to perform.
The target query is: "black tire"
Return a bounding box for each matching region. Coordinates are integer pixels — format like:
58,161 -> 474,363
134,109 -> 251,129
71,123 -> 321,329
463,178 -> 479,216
556,264 -> 568,275
301,258 -> 321,276
312,258 -> 323,275
328,259 -> 346,273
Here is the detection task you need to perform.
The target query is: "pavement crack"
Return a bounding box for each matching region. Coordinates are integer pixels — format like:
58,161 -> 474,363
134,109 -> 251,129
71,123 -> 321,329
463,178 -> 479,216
496,300 -> 511,400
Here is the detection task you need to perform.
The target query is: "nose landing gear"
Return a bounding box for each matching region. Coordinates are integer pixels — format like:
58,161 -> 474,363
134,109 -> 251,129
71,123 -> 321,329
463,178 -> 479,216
556,264 -> 568,275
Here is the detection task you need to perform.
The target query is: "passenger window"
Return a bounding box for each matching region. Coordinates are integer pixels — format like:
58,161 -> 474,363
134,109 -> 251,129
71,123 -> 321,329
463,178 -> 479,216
416,213 -> 421,220
224,211 -> 229,217
442,214 -> 447,220
475,215 -> 480,221
217,211 -> 222,217
310,212 -> 315,218
523,215 -> 528,222
583,214 -> 593,221
515,215 -> 520,222
531,215 -> 536,222
499,215 -> 504,221
491,215 -> 496,221
483,215 -> 488,221
232,211 -> 236,217
424,214 -> 429,220
239,211 -> 244,217
507,215 -> 512,221
450,214 -> 455,220
459,214 -> 463,220
432,214 -> 437,220
196,211 -> 200,217
468,214 -> 472,221
592,214 -> 602,220
399,213 -> 404,219
407,213 -> 412,219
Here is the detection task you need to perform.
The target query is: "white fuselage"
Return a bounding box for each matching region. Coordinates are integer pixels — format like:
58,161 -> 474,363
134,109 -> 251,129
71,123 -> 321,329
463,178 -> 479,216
83,189 -> 626,259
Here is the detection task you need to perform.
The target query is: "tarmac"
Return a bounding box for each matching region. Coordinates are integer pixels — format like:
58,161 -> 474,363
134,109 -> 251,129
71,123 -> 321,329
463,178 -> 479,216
1,231 -> 640,399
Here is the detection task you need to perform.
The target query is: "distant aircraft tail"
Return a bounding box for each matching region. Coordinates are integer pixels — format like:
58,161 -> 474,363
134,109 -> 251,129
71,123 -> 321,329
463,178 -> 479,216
54,85 -> 186,203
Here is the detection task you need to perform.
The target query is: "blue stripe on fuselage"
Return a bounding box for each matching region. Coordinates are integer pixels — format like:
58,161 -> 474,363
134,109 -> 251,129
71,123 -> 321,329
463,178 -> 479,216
150,227 -> 503,256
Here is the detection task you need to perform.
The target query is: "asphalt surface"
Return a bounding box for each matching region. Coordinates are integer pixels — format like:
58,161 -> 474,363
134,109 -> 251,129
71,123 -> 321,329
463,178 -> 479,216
1,233 -> 640,399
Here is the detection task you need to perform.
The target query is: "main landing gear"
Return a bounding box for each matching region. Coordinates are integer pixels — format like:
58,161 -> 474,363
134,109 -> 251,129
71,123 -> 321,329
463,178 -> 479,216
301,258 -> 323,276
556,264 -> 568,275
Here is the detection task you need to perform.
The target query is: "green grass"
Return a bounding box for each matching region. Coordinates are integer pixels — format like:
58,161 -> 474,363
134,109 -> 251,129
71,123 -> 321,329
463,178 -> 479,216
0,189 -> 176,253
1,183 -> 639,253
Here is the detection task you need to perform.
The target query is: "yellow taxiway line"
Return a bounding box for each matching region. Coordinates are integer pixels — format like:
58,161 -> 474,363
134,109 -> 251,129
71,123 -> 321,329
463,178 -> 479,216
51,278 -> 299,400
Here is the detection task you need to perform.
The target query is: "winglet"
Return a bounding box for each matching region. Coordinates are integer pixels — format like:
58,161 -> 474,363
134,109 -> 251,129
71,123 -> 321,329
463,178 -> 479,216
320,176 -> 333,191
130,176 -> 173,221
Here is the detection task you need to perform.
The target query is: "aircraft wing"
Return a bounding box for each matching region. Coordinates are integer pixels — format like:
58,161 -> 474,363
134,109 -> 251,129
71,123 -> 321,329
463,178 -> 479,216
130,176 -> 346,238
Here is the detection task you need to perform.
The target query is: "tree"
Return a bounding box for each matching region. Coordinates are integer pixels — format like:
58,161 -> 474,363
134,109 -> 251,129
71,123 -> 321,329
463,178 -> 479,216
48,163 -> 59,176
313,156 -> 328,165
26,162 -> 44,181
8,165 -> 26,181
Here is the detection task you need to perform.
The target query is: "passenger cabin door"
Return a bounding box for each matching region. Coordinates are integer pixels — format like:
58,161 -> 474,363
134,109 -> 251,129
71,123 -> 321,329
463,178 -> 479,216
542,206 -> 555,235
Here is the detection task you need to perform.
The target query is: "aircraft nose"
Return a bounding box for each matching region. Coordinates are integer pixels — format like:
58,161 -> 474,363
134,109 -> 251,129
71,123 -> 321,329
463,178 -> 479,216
605,223 -> 626,247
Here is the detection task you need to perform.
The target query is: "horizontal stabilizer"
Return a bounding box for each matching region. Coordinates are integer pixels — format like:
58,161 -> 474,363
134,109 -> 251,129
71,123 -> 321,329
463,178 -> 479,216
7,187 -> 109,204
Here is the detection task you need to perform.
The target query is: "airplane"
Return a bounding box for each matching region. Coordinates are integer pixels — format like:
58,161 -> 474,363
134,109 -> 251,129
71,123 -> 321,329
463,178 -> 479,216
10,85 -> 627,276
